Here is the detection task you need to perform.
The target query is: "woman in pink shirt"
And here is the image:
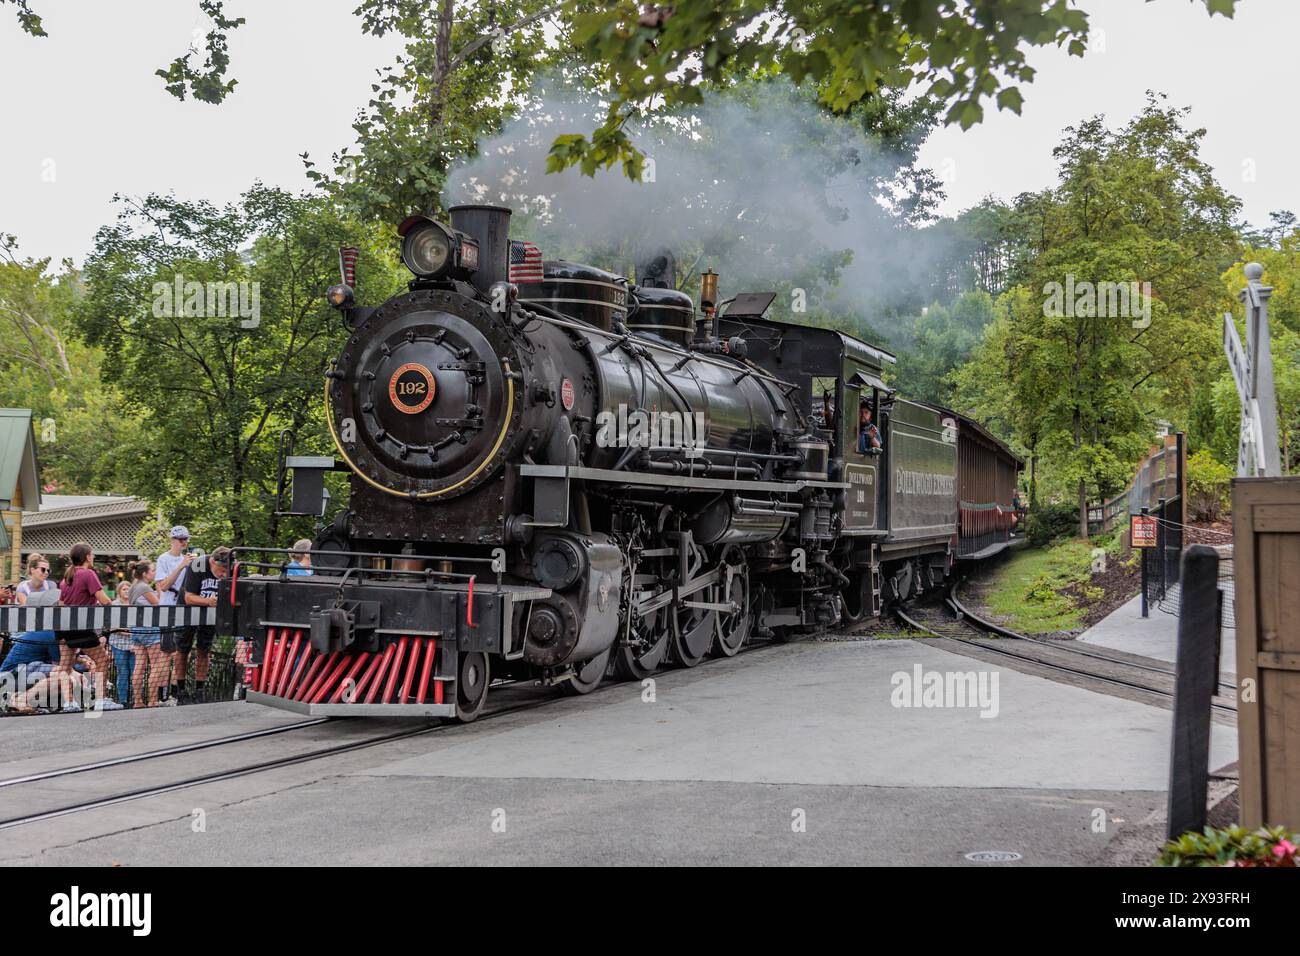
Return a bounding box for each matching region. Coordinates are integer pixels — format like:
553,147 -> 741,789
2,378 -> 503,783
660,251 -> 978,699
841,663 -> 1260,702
57,541 -> 112,710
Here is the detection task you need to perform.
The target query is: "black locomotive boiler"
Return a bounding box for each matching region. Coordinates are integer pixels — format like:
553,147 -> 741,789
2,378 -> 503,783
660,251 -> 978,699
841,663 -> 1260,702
219,204 -> 1022,720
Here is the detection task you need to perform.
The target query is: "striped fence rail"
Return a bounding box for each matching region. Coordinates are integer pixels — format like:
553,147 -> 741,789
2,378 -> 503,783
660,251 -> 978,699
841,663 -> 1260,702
0,606 -> 217,632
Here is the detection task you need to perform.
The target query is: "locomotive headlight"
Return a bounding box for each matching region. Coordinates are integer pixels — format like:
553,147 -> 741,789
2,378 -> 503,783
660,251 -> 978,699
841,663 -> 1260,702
401,220 -> 453,277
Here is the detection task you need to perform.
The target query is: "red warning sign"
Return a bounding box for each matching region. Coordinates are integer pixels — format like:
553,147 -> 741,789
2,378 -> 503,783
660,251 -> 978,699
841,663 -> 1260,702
1131,515 -> 1157,548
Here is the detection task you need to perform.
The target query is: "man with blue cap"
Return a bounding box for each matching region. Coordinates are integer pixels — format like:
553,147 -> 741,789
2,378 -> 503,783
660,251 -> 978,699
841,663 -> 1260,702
154,525 -> 192,703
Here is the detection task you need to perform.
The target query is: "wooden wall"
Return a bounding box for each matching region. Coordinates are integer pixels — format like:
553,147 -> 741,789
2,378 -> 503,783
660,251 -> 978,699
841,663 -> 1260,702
1233,477 -> 1300,829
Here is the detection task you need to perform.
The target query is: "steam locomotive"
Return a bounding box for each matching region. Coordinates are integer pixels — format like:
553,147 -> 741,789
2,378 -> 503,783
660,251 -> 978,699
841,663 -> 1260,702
218,204 -> 1022,720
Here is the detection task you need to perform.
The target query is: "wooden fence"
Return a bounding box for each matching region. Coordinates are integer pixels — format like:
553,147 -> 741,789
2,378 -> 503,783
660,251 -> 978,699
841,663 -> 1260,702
1233,477 -> 1300,830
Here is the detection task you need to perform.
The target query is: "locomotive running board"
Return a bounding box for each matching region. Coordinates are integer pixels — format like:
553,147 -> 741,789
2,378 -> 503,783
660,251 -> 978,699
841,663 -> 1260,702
246,690 -> 455,718
521,463 -> 847,495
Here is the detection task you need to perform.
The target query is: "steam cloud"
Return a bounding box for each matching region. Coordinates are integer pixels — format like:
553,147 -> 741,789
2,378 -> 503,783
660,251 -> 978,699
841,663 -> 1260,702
445,78 -> 956,343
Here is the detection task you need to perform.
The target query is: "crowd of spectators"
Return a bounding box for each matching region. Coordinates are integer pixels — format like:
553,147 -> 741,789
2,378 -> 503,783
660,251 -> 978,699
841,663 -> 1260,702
0,526 -> 313,715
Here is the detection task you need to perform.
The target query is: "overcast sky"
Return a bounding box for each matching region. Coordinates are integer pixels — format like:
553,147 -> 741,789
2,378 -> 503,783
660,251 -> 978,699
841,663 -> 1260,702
1,0 -> 1295,267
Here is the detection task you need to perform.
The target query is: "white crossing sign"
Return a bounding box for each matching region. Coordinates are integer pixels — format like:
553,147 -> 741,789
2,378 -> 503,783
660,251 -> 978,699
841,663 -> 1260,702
1223,263 -> 1282,477
1223,314 -> 1250,407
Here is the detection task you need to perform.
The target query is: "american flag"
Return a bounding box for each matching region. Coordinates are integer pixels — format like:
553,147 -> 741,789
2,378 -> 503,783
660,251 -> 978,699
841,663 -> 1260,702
509,240 -> 543,283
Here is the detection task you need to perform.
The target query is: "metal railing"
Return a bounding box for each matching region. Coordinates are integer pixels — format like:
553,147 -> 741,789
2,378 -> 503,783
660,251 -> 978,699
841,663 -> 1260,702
1089,432 -> 1185,535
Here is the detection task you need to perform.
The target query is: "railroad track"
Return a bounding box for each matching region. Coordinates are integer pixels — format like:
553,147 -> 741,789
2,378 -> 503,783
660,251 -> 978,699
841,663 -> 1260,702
0,698 -> 551,832
0,717 -> 332,790
947,582 -> 1238,696
0,640 -> 779,832
894,583 -> 1237,718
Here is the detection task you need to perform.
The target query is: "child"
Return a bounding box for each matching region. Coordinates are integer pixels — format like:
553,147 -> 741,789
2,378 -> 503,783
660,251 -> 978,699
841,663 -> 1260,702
108,578 -> 135,706
127,561 -> 173,707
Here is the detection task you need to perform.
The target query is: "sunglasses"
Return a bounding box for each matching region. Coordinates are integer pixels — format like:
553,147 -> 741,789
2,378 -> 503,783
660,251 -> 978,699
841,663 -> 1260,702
34,566 -> 49,573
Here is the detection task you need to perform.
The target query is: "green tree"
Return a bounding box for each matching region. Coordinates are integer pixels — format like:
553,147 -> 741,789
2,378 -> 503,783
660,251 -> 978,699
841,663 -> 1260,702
550,0 -> 1240,177
951,96 -> 1242,535
304,0 -> 573,223
75,187 -> 406,546
0,237 -> 142,494
951,286 -> 1050,504
896,291 -> 996,405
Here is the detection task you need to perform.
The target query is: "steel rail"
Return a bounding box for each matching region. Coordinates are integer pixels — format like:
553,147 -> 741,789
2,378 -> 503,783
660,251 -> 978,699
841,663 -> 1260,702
0,718 -> 332,790
0,639 -> 782,832
0,702 -> 540,832
893,602 -> 1236,716
946,583 -> 1237,694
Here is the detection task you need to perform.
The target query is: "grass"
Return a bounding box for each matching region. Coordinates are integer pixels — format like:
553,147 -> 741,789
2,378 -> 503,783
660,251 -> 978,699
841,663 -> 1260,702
979,532 -> 1126,634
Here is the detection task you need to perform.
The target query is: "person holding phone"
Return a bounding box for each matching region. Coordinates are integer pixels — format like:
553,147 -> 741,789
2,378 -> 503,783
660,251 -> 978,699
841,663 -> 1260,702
154,525 -> 191,702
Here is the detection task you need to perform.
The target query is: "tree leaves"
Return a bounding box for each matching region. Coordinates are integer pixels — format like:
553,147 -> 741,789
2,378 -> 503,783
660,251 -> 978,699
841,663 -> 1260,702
306,0 -> 568,223
4,0 -> 44,36
951,95 -> 1243,518
552,0 -> 1240,178
154,0 -> 245,105
74,187 -> 406,544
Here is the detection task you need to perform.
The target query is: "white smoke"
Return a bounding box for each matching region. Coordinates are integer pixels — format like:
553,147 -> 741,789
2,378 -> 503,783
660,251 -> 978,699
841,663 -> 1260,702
446,77 -> 957,340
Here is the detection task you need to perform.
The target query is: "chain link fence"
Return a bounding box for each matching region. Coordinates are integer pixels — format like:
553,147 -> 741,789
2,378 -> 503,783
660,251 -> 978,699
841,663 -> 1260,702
1,628 -> 243,715
1152,516 -> 1235,629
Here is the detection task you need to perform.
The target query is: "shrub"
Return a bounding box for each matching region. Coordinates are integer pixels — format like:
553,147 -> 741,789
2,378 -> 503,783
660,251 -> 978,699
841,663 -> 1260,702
1025,502 -> 1079,547
1187,449 -> 1233,522
1157,825 -> 1299,867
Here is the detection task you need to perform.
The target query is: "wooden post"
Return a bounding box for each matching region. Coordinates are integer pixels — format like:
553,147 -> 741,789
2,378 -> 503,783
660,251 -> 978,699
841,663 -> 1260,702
1166,545 -> 1222,839
10,510 -> 20,585
1234,477 -> 1300,829
1,509 -> 17,584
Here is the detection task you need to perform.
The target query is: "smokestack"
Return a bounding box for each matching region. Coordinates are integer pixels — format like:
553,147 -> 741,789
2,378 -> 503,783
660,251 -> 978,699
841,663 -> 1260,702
449,203 -> 512,295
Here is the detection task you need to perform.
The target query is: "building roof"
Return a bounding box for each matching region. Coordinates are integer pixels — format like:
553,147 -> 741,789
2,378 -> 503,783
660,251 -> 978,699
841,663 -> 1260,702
20,494 -> 150,560
0,409 -> 41,513
23,495 -> 148,529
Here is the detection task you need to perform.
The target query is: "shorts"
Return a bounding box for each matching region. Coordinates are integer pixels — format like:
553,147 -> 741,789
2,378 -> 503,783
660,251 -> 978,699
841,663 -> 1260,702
131,627 -> 162,648
168,627 -> 214,654
61,630 -> 100,650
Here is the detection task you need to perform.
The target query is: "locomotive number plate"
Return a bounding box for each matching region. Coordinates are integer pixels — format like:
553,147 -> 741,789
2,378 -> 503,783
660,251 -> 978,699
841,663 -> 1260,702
388,362 -> 436,414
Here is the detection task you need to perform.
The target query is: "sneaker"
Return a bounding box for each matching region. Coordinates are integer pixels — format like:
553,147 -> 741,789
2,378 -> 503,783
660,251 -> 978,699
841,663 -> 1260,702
60,700 -> 83,713
160,697 -> 178,707
94,699 -> 124,711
